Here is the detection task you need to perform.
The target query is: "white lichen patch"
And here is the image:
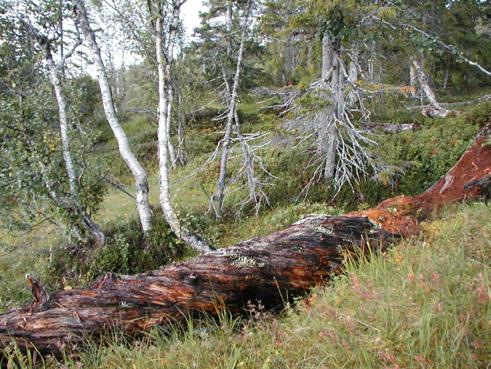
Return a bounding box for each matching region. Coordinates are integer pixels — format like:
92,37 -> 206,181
293,216 -> 336,238
230,255 -> 266,269
312,225 -> 334,236
294,214 -> 329,225
214,247 -> 242,257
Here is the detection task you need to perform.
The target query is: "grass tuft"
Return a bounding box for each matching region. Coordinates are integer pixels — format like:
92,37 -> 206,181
47,203 -> 489,369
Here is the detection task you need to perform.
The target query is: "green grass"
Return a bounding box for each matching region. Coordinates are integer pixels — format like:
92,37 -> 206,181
9,202 -> 483,369
1,98 -> 487,313
0,89 -> 489,367
0,226 -> 54,311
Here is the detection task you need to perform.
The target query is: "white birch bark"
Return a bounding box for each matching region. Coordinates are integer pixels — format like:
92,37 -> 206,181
45,51 -> 106,246
74,0 -> 152,233
20,13 -> 107,245
45,55 -> 77,196
155,1 -> 212,253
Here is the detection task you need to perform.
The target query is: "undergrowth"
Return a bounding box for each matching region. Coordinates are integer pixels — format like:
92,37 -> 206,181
6,202 -> 486,369
0,101 -> 488,311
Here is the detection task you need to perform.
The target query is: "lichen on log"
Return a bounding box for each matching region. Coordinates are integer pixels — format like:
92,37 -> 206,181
0,125 -> 489,358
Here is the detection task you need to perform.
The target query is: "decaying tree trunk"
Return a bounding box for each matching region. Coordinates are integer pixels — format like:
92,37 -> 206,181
0,216 -> 395,357
0,126 -> 489,358
212,4 -> 250,216
409,59 -> 418,98
364,122 -> 419,134
411,57 -> 451,118
317,33 -> 338,180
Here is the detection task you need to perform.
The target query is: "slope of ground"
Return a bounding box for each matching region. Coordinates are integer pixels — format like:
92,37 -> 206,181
6,202 -> 484,369
0,100 -> 488,312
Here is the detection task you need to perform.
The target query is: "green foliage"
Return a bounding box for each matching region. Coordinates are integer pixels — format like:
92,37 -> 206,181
0,7 -> 107,239
47,216 -> 185,288
44,203 -> 490,369
377,104 -> 485,194
463,101 -> 491,128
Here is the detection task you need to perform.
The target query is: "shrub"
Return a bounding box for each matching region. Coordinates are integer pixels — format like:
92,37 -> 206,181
47,216 -> 186,289
377,105 -> 483,195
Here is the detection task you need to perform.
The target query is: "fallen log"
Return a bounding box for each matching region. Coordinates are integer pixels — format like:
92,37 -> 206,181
0,216 -> 396,357
0,125 -> 489,358
363,122 -> 420,134
352,124 -> 490,236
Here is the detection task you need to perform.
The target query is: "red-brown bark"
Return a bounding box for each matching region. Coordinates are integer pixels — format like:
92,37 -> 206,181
0,125 -> 489,358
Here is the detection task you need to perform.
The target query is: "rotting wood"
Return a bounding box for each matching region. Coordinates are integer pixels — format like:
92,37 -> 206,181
0,216 -> 395,357
363,122 -> 420,134
0,125 -> 489,358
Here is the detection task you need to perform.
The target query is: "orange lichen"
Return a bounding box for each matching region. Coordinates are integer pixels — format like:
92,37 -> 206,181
350,129 -> 491,236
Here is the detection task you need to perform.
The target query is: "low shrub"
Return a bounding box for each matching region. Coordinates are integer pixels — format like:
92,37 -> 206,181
47,216 -> 186,289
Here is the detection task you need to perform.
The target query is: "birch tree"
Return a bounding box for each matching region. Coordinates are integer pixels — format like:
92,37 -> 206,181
0,5 -> 106,241
31,25 -> 106,245
73,0 -> 153,233
150,0 -> 212,253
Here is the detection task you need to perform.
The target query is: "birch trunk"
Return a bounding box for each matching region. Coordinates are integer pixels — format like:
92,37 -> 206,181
155,2 -> 212,253
411,57 -> 450,118
74,0 -> 152,233
213,22 -> 247,216
45,54 -> 77,197
45,51 -> 106,246
166,83 -> 177,168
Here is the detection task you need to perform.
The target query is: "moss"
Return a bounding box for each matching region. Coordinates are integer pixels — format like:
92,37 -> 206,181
47,216 -> 187,289
46,203 -> 490,369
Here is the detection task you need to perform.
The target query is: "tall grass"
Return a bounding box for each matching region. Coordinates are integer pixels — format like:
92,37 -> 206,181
20,202 -> 483,369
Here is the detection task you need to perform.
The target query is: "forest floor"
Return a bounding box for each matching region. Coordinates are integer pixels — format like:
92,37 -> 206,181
0,92 -> 490,367
4,203 -> 489,369
0,95 -> 489,305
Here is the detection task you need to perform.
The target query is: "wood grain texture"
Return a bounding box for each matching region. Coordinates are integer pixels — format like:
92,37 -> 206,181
0,217 -> 394,355
0,125 -> 489,358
